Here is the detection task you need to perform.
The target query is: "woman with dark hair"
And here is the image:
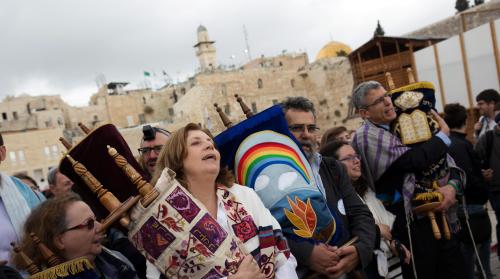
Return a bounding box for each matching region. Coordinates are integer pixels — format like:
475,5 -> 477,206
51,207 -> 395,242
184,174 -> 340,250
320,141 -> 410,279
147,123 -> 296,279
444,103 -> 492,279
12,193 -> 138,279
319,126 -> 349,148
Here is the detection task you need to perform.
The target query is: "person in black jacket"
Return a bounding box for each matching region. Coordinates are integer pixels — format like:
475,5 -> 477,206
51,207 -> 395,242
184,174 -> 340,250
282,97 -> 375,279
351,81 -> 465,279
444,103 -> 492,279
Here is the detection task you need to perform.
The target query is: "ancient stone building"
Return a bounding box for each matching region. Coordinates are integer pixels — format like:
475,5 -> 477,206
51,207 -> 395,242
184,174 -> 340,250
4,7 -> 500,182
406,0 -> 500,37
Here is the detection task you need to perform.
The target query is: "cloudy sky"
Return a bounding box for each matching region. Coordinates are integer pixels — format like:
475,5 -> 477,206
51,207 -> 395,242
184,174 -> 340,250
0,0 -> 468,106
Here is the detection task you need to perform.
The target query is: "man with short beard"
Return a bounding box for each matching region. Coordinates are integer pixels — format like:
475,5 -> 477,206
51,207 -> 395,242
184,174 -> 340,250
281,97 -> 375,279
474,89 -> 499,138
138,125 -> 170,180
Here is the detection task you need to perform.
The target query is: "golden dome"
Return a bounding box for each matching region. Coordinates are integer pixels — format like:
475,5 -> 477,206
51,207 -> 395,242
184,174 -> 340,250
315,41 -> 352,60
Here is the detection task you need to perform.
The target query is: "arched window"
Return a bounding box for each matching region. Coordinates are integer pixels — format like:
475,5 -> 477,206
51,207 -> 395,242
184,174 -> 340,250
290,79 -> 295,88
221,84 -> 227,96
257,79 -> 263,89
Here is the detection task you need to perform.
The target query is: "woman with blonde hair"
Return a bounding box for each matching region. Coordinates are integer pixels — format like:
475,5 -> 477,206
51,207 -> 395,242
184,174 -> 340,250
146,123 -> 297,279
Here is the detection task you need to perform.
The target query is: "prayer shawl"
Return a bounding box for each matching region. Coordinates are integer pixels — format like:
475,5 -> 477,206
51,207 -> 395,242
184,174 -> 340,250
128,169 -> 290,279
362,190 -> 402,278
0,173 -> 31,240
214,105 -> 342,247
27,257 -> 99,279
352,120 -> 464,225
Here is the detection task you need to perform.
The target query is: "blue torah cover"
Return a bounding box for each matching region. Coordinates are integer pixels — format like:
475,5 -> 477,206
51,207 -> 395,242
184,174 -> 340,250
214,105 -> 342,245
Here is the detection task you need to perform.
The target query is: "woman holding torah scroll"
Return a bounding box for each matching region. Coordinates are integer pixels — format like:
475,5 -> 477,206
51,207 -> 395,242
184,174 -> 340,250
137,123 -> 297,279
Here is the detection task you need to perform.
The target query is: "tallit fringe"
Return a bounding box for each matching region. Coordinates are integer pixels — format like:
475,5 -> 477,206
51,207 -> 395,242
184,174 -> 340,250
29,258 -> 94,279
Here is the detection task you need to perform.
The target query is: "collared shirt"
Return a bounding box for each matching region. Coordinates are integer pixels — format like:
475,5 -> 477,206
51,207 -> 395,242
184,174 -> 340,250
310,152 -> 326,198
478,116 -> 497,138
0,198 -> 17,263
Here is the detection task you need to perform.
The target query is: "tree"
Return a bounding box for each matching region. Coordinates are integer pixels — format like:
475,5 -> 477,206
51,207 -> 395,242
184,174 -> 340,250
374,20 -> 385,37
474,0 -> 484,5
455,0 -> 469,12
336,50 -> 349,57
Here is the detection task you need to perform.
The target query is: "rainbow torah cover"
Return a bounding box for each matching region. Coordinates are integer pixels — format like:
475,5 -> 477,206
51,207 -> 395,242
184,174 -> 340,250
214,105 -> 342,245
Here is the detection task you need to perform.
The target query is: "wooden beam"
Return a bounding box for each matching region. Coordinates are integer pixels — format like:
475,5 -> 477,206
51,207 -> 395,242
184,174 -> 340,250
376,41 -> 385,67
490,20 -> 500,89
357,52 -> 365,81
395,41 -> 403,70
459,32 -> 474,109
408,42 -> 419,82
461,13 -> 467,33
432,44 -> 446,107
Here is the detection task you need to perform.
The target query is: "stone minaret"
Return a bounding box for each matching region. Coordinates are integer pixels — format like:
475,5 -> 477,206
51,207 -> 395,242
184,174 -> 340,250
194,25 -> 217,71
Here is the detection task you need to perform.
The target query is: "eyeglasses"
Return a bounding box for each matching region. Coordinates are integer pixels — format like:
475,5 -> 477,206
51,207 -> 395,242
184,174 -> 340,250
64,218 -> 95,232
339,155 -> 360,163
138,145 -> 163,155
362,93 -> 390,109
288,124 -> 320,134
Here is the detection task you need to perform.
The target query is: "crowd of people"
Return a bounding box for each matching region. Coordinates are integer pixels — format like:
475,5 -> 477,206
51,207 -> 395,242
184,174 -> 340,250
0,82 -> 499,279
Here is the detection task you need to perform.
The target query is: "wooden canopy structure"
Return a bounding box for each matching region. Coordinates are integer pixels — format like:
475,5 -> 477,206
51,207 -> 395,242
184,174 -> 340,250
348,36 -> 444,89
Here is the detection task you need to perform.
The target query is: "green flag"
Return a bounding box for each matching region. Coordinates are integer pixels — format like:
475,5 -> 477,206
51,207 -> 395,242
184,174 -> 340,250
144,71 -> 151,77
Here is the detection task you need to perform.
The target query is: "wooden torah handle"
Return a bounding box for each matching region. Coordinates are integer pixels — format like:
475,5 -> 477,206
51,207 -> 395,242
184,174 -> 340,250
30,233 -> 62,267
78,122 -> 91,134
59,137 -> 72,149
107,145 -> 158,207
11,242 -> 40,275
66,154 -> 130,227
441,212 -> 451,240
235,94 -> 254,118
385,72 -> 396,90
214,103 -> 233,128
427,211 -> 441,240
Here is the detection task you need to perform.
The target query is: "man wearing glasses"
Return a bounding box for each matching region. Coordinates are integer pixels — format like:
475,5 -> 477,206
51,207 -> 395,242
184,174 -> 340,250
138,125 -> 170,180
351,81 -> 464,278
281,97 -> 375,279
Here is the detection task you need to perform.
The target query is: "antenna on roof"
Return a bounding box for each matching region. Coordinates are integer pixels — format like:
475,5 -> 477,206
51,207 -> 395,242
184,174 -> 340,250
243,25 -> 252,61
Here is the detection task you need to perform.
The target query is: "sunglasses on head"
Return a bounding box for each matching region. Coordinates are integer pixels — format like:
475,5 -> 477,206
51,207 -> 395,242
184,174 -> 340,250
63,218 -> 95,232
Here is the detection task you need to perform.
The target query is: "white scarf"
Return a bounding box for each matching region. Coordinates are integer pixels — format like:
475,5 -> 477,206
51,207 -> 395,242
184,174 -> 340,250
0,173 -> 31,240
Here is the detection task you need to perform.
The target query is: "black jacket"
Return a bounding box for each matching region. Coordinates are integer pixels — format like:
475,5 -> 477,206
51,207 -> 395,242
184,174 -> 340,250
288,156 -> 375,277
448,131 -> 488,205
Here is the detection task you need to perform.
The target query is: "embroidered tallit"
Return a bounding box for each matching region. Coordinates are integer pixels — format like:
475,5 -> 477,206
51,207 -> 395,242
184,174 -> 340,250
128,169 -> 290,279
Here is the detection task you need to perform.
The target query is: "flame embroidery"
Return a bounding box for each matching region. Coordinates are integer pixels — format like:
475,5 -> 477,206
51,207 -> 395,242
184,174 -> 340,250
284,196 -> 317,238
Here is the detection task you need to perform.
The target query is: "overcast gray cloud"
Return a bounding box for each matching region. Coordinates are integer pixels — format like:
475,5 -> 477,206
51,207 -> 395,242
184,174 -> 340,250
0,0 -> 461,106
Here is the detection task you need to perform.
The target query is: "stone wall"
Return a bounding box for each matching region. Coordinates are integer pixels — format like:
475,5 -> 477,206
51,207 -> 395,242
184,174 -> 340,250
0,127 -> 66,189
406,0 -> 500,38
